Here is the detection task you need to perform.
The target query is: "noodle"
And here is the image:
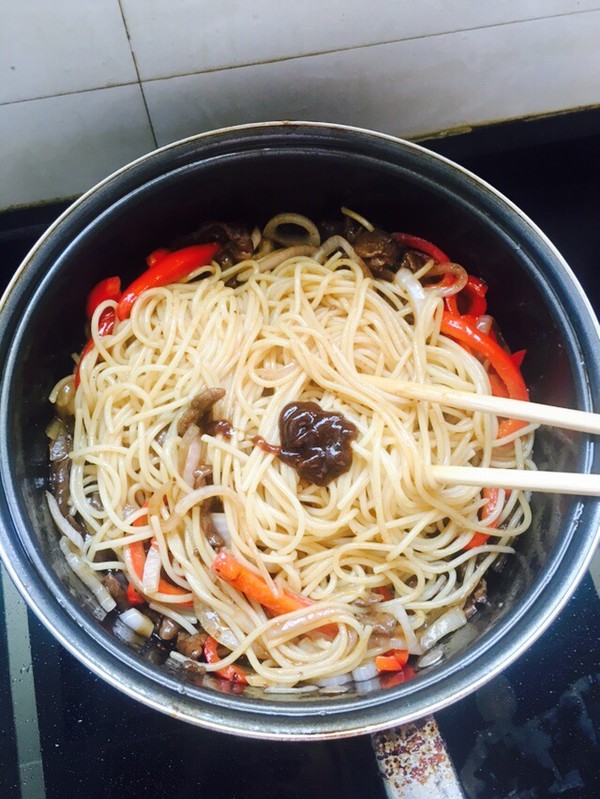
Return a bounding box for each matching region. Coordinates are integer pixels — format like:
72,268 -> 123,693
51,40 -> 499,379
49,213 -> 535,687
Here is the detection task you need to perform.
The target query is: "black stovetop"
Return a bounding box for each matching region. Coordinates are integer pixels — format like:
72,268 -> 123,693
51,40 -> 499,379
2,110 -> 600,799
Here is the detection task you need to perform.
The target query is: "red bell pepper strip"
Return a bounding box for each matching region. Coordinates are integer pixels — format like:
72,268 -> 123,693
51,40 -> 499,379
85,276 -> 122,320
126,582 -> 145,606
511,349 -> 527,369
212,550 -> 313,617
76,277 -> 123,388
375,649 -> 409,672
203,635 -> 248,684
146,248 -> 170,268
440,313 -> 529,402
126,506 -> 193,605
393,232 -> 449,264
444,274 -> 488,317
117,243 -> 221,320
373,585 -> 394,602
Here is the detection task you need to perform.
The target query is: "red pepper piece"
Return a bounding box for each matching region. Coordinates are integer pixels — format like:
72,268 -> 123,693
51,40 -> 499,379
511,349 -> 527,369
440,313 -> 529,402
393,232 -> 449,264
445,274 -> 488,317
74,306 -> 119,388
375,648 -> 410,672
373,585 -> 394,602
146,248 -> 170,268
117,243 -> 221,320
126,582 -> 145,606
204,635 -> 248,685
85,276 -> 122,320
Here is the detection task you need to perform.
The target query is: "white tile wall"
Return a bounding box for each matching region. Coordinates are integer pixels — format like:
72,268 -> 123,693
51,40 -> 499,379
0,0 -> 136,104
0,87 -> 155,210
120,0 -> 600,81
143,12 -> 600,146
1,1 -> 599,210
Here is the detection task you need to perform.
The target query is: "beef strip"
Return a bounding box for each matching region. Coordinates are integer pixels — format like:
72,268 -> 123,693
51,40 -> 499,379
352,228 -> 403,280
176,631 -> 207,661
158,618 -> 181,642
178,221 -> 256,269
464,577 -> 489,619
102,572 -> 130,611
177,387 -> 226,437
49,423 -> 73,515
200,500 -> 224,549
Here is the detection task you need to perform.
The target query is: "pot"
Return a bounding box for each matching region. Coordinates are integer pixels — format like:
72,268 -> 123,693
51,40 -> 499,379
1,121 -> 599,740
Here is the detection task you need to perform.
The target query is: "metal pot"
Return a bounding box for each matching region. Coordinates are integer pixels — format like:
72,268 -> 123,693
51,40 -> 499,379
1,122 -> 599,740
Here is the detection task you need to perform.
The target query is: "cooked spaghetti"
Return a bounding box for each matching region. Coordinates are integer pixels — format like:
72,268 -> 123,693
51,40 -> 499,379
47,211 -> 536,689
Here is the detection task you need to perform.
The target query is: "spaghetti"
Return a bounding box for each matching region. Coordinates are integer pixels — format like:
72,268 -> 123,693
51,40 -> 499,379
47,211 -> 536,688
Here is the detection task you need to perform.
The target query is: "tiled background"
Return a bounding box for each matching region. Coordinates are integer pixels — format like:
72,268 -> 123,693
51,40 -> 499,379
1,1 -> 599,211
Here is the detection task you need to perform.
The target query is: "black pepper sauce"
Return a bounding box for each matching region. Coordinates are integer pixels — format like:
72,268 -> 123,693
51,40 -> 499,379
261,401 -> 358,486
205,419 -> 234,438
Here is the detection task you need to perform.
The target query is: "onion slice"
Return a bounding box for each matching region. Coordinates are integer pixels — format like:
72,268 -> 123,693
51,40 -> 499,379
58,538 -> 116,612
120,608 -> 154,639
420,607 -> 467,652
46,491 -> 84,551
378,599 -> 423,656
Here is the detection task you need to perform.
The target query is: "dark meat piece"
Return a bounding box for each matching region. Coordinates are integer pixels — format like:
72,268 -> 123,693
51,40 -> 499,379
352,228 -> 403,280
177,387 -> 226,436
277,401 -> 358,486
158,617 -> 181,642
464,577 -> 489,619
102,572 -> 130,611
398,250 -> 430,273
49,423 -> 73,515
362,610 -> 398,636
318,217 -> 363,244
176,631 -> 207,661
200,500 -> 224,549
182,221 -> 255,269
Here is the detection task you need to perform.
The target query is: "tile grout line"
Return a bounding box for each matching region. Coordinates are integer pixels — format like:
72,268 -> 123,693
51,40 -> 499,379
1,566 -> 46,799
1,6 -> 599,110
116,0 -> 158,149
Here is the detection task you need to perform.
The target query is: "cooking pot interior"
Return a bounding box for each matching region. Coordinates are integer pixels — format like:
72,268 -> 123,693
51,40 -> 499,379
1,126 -> 597,736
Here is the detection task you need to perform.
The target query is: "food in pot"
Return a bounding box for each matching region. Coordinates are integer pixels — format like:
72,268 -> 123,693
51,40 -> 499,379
46,208 -> 535,689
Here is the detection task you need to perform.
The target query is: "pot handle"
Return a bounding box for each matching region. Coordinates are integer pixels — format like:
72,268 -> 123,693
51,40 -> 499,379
372,715 -> 465,798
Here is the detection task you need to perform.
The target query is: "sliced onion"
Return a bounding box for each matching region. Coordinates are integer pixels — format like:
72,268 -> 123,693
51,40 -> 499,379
315,672 -> 353,688
46,491 -> 84,551
420,607 -> 467,652
120,608 -> 154,639
265,605 -> 345,643
182,435 -> 203,487
351,660 -> 379,683
314,235 -> 370,277
475,314 -> 494,335
210,513 -> 231,546
250,226 -> 261,251
257,245 -> 318,273
264,684 -> 320,694
427,262 -> 468,296
263,213 -> 321,247
378,599 -> 423,655
58,538 -> 116,612
195,604 -> 239,650
141,539 -> 161,593
417,646 -> 444,669
394,268 -> 426,315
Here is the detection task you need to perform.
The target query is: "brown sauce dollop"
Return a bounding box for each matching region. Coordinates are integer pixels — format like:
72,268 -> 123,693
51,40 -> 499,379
275,401 -> 358,486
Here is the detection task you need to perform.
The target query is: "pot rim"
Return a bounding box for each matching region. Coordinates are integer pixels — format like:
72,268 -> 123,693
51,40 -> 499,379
1,120 -> 600,739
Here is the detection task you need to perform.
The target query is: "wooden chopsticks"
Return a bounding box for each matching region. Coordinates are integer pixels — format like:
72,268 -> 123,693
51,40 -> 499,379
365,378 -> 600,496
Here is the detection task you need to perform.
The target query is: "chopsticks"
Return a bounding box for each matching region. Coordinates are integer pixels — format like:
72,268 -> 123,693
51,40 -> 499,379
430,465 -> 600,496
392,382 -> 600,435
366,378 -> 600,496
